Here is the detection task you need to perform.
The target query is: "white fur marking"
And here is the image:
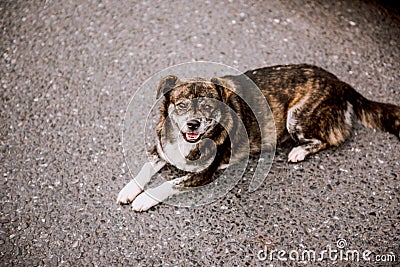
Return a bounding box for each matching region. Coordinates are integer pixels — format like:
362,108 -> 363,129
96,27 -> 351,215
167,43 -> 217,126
345,101 -> 353,126
162,136 -> 195,166
288,146 -> 308,163
131,192 -> 161,212
131,176 -> 187,212
218,163 -> 230,170
117,179 -> 143,204
117,161 -> 165,204
160,133 -> 215,172
286,95 -> 310,133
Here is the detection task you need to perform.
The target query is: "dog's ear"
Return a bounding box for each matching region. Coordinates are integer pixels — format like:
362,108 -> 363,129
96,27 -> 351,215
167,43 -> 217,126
211,77 -> 236,103
156,75 -> 178,99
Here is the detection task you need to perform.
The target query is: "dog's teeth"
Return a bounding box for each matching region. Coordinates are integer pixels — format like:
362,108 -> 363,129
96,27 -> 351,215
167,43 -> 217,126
186,133 -> 199,140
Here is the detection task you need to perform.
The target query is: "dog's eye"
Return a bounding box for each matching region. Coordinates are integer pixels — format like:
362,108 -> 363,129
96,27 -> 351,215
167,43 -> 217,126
202,104 -> 212,111
176,102 -> 187,110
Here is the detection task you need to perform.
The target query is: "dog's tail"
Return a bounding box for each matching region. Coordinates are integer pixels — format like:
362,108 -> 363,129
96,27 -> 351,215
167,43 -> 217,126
345,85 -> 400,139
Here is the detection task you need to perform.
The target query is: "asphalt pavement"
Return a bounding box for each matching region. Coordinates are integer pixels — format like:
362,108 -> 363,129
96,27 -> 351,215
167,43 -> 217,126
1,0 -> 399,266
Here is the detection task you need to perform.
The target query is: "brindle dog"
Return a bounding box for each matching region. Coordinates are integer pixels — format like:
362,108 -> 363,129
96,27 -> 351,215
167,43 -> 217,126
118,64 -> 400,211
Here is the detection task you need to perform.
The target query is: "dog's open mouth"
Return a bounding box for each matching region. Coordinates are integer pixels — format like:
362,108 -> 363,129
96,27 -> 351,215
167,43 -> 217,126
182,132 -> 202,143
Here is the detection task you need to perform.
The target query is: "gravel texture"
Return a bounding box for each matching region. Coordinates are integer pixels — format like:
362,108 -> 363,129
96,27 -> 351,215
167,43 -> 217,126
1,0 -> 399,266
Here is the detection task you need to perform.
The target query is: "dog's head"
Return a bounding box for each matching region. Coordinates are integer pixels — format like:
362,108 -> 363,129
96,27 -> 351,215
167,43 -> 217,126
157,75 -> 234,143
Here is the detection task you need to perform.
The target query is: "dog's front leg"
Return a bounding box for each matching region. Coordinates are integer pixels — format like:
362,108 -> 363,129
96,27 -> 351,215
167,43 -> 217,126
131,143 -> 226,212
131,175 -> 189,212
117,159 -> 165,205
131,160 -> 222,212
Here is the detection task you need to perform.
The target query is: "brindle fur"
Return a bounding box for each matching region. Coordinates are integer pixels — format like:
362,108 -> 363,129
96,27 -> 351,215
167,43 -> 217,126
156,64 -> 399,187
118,64 -> 400,211
242,64 -> 399,144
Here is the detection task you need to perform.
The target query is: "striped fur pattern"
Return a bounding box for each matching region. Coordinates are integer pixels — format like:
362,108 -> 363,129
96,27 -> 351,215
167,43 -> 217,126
117,64 -> 400,211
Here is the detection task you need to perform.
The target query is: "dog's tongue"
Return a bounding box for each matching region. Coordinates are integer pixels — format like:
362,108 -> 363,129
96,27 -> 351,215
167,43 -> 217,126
186,133 -> 199,140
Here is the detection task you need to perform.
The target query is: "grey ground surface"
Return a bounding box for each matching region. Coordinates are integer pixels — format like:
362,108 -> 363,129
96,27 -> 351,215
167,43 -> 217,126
1,0 -> 399,266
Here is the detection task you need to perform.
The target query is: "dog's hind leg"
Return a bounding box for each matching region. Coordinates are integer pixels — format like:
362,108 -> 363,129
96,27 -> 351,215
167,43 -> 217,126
285,95 -> 328,162
288,139 -> 328,163
286,94 -> 354,162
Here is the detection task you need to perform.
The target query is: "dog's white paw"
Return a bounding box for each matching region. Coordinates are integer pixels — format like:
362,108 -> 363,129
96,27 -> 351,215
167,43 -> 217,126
131,192 -> 160,212
288,146 -> 307,163
117,180 -> 143,204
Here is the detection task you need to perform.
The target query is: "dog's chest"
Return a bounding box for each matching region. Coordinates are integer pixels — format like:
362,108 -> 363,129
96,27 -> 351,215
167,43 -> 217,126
169,137 -> 195,158
158,136 -> 195,166
158,136 -> 214,172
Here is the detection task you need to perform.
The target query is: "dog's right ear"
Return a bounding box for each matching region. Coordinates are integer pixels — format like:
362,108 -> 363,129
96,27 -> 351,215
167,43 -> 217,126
156,75 -> 178,99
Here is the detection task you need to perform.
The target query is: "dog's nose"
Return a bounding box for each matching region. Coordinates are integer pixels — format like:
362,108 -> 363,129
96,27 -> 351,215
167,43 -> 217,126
187,119 -> 200,131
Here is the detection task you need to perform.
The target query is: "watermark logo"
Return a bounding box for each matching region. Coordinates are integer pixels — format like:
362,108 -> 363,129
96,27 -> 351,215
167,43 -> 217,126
336,238 -> 347,249
257,238 -> 397,263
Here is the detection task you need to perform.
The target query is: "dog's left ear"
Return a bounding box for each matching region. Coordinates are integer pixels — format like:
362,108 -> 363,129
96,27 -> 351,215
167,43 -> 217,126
211,77 -> 236,103
156,75 -> 179,99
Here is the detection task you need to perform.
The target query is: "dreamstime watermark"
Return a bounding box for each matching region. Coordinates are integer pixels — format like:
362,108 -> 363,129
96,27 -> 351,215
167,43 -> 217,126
257,238 -> 397,264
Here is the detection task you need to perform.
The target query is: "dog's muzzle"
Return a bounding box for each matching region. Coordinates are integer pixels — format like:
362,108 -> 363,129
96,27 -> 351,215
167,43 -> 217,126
182,119 -> 202,142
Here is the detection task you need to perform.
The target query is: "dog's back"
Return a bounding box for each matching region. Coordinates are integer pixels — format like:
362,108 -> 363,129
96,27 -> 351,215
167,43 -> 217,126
225,64 -> 400,162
